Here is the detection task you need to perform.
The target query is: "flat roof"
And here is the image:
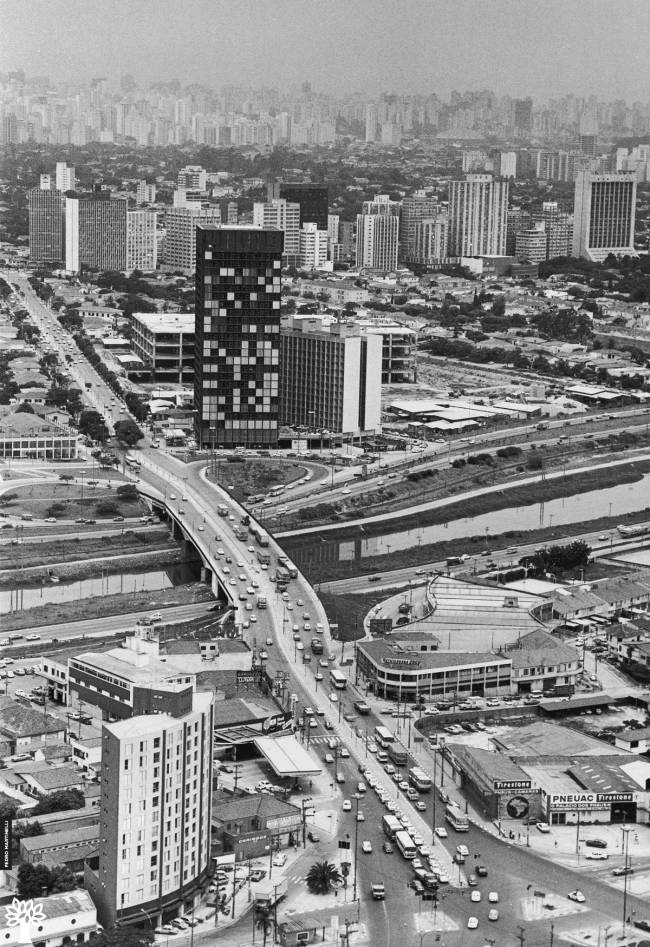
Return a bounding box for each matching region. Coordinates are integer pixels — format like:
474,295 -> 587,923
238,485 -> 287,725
254,734 -> 322,777
492,720 -> 617,757
132,312 -> 195,332
358,639 -> 508,670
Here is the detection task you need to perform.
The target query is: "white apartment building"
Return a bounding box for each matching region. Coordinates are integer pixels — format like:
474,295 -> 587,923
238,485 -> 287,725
572,171 -> 637,262
86,688 -> 214,929
55,161 -> 75,192
252,197 -> 301,261
412,213 -> 449,265
163,205 -> 221,274
299,222 -> 328,269
136,180 -> 157,204
448,174 -> 509,257
356,194 -> 400,272
127,209 -> 157,271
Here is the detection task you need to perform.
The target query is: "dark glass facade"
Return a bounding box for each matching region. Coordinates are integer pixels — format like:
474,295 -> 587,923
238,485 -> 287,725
277,183 -> 329,230
194,227 -> 283,448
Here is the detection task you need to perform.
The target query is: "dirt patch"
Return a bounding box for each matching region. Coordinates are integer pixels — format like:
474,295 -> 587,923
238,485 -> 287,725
0,481 -> 145,520
206,458 -> 309,502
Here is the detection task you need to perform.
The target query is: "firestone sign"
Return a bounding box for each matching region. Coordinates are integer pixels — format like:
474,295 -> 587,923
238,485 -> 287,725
549,791 -> 634,811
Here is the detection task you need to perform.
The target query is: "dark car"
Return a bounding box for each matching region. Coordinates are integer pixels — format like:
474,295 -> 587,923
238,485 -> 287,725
612,866 -> 634,877
368,575 -> 381,582
634,920 -> 650,933
410,879 -> 424,894
585,839 -> 608,849
307,831 -> 321,843
476,866 -> 488,877
382,842 -> 393,854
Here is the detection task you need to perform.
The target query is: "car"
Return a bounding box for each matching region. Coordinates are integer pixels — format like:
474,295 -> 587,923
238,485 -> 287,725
584,838 -> 607,848
536,822 -> 550,833
315,671 -> 323,681
634,920 -> 650,933
410,880 -> 424,895
385,800 -> 396,813
45,516 -> 57,523
488,909 -> 499,922
456,844 -> 469,857
412,859 -> 424,871
362,841 -> 373,854
568,891 -> 586,903
309,718 -> 317,729
399,780 -> 409,791
384,763 -> 396,775
356,811 -> 365,822
476,865 -> 488,877
342,799 -> 352,812
324,753 -> 334,764
296,642 -> 304,651
357,781 -> 367,793
612,866 -> 634,876
470,890 -> 481,903
25,634 -> 40,641
272,853 -> 287,867
585,850 -> 608,860
382,842 -> 393,854
467,917 -> 479,930
415,801 -> 427,811
488,891 -> 499,903
434,827 -> 448,838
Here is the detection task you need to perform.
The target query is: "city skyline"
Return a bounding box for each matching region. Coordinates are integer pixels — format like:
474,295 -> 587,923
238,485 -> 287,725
3,0 -> 650,101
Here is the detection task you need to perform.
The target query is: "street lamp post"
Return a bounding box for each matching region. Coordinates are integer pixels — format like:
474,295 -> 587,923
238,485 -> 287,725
352,793 -> 361,903
622,826 -> 631,929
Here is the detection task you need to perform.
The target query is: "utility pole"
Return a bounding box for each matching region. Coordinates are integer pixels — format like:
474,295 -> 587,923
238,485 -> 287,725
516,926 -> 526,947
549,923 -> 554,947
575,810 -> 581,854
352,794 -> 361,903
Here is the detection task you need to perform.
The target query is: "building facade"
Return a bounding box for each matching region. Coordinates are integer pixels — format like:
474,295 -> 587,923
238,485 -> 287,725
86,688 -> 214,929
55,161 -> 75,192
163,205 -> 222,274
65,193 -> 128,273
253,198 -> 301,263
412,214 -> 449,265
131,312 -> 195,383
448,174 -> 509,257
356,195 -> 400,271
127,209 -> 157,271
572,171 -> 637,261
299,222 -> 328,269
28,186 -> 65,262
399,192 -> 439,262
279,318 -> 382,435
194,226 -> 283,449
273,182 -> 329,230
515,223 -> 548,263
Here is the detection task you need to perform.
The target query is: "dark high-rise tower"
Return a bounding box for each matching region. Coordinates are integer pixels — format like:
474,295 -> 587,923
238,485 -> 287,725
268,182 -> 329,230
194,227 -> 283,449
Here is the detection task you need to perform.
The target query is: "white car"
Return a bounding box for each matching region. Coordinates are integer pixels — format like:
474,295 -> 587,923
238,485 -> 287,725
356,811 -> 364,822
488,909 -> 499,922
585,851 -> 608,860
568,890 -> 586,903
324,753 -> 334,764
456,844 -> 469,857
488,891 -> 499,903
536,822 -> 550,833
272,853 -> 287,867
362,841 -> 372,854
342,799 -> 352,812
471,890 -> 481,903
329,692 -> 338,702
467,917 -> 479,930
435,827 -> 448,838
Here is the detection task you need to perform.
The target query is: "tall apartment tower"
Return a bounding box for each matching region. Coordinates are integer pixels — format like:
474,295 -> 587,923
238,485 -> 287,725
136,180 -> 156,205
55,161 -> 75,192
356,195 -> 400,271
448,174 -> 509,257
163,205 -> 221,274
572,172 -> 637,261
127,210 -> 158,271
65,193 -> 128,273
299,222 -> 328,269
269,182 -> 329,230
87,688 -> 214,929
28,186 -> 65,262
194,226 -> 283,449
412,214 -> 449,264
365,104 -> 378,143
252,198 -> 301,264
399,191 -> 439,262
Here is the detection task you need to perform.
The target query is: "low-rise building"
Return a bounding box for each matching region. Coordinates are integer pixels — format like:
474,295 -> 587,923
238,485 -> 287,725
503,629 -> 581,695
0,890 -> 98,946
211,791 -> 303,861
130,311 -> 195,384
20,824 -> 100,867
615,728 -> 650,754
0,411 -> 78,460
0,698 -> 67,752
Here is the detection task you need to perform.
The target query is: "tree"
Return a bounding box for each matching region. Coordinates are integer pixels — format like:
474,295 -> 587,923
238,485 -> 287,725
305,860 -> 342,895
114,418 -> 144,447
46,503 -> 66,518
254,903 -> 274,947
95,499 -> 120,516
15,402 -> 34,413
116,483 -> 138,498
78,410 -> 109,443
32,788 -> 85,815
17,863 -> 52,899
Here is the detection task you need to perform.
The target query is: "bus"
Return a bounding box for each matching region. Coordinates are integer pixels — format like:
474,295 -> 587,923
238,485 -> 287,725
395,830 -> 417,860
276,565 -> 290,590
445,802 -> 469,832
310,638 -> 324,655
374,726 -> 395,748
251,525 -> 270,547
382,815 -> 402,840
217,504 -> 228,517
388,744 -> 408,767
329,669 -> 347,690
408,767 -> 432,793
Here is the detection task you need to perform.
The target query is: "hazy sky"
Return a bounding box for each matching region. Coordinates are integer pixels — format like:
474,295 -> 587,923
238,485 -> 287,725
3,0 -> 649,101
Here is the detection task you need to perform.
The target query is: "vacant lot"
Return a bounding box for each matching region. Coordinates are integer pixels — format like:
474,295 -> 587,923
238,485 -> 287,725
0,481 -> 145,520
206,458 -> 311,502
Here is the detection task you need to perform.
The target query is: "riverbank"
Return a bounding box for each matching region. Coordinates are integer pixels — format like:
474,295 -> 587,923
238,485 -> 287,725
0,527 -> 174,570
1,582 -> 214,633
0,546 -> 196,589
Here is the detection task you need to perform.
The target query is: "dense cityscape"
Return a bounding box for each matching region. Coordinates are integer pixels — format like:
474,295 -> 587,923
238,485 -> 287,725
3,8 -> 650,947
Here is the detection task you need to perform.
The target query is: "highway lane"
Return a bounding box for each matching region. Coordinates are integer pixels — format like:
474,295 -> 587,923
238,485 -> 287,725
320,525 -> 650,595
4,602 -> 213,641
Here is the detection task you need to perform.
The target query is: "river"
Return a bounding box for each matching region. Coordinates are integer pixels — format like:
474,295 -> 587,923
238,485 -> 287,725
2,562 -> 201,612
282,472 -> 650,570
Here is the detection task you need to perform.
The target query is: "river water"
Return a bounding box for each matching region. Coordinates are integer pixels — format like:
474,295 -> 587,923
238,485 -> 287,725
283,472 -> 650,570
2,562 -> 200,612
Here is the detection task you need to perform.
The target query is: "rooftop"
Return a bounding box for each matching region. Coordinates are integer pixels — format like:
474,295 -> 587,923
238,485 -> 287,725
21,764 -> 82,791
0,698 -> 66,738
0,890 -> 96,924
492,720 -> 618,757
212,791 -> 300,824
132,311 -> 195,332
20,824 -> 99,852
358,639 -> 508,670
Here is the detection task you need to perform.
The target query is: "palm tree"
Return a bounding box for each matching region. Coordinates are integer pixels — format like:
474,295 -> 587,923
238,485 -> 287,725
305,860 -> 342,895
254,902 -> 273,947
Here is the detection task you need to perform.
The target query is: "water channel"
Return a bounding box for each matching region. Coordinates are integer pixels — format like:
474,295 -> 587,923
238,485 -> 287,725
283,472 -> 650,570
3,562 -> 201,612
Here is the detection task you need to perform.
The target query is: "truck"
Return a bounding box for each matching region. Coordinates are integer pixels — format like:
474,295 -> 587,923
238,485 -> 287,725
234,526 -> 248,542
311,637 -> 324,655
240,514 -> 250,527
353,700 -> 371,715
257,549 -> 271,566
371,883 -> 386,901
256,595 -> 268,609
217,504 -> 228,517
255,877 -> 288,907
276,565 -> 290,589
